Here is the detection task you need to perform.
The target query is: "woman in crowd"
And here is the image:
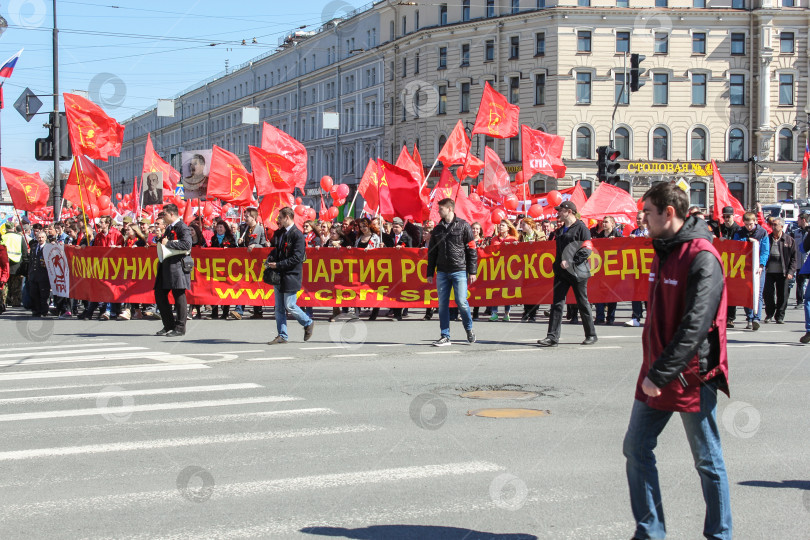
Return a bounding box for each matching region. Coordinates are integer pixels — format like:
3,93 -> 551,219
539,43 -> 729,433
326,226 -> 349,322
209,220 -> 237,320
488,219 -> 519,321
594,216 -> 621,325
518,218 -> 541,322
318,221 -> 331,246
120,222 -> 147,320
353,217 -> 382,320
470,222 -> 488,321
303,220 -> 322,248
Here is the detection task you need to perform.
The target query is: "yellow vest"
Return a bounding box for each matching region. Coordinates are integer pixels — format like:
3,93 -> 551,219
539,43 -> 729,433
2,233 -> 23,263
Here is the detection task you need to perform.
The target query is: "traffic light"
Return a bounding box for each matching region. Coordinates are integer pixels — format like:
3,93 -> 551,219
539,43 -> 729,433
630,53 -> 646,92
35,112 -> 72,161
597,146 -> 622,184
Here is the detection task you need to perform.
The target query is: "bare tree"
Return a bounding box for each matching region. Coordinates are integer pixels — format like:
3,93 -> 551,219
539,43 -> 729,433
42,167 -> 70,207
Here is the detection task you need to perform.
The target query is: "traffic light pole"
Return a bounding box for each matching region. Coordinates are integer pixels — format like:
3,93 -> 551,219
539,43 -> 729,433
52,0 -> 61,221
610,53 -> 627,147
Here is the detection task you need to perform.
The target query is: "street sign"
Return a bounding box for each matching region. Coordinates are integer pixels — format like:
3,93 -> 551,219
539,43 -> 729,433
13,88 -> 42,122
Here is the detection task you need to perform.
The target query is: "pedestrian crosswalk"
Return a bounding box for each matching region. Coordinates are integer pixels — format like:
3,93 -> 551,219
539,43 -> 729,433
0,339 -> 521,539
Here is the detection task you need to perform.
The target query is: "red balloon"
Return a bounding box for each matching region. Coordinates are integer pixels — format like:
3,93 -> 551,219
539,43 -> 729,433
116,193 -> 123,201
476,183 -> 484,196
294,205 -> 307,216
336,197 -> 346,206
490,208 -> 506,224
327,206 -> 339,220
295,197 -> 303,205
547,190 -> 563,207
97,195 -> 111,209
89,203 -> 99,217
468,192 -> 480,203
320,176 -> 334,192
637,197 -> 644,211
336,183 -> 350,199
528,204 -> 544,219
306,207 -> 317,220
504,195 -> 519,211
329,185 -> 340,199
515,171 -> 524,184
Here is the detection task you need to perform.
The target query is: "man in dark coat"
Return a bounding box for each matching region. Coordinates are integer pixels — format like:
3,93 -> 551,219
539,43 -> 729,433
154,204 -> 192,337
265,207 -> 313,344
27,231 -> 51,317
537,201 -> 598,347
383,217 -> 413,321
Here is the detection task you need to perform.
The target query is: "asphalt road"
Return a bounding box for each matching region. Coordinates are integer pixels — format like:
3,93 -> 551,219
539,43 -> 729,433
0,303 -> 808,539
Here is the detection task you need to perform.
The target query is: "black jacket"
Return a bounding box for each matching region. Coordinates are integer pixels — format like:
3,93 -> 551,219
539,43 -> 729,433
156,220 -> 192,290
268,225 -> 306,293
767,232 -> 798,277
383,230 -> 413,248
646,216 -> 725,386
27,242 -> 50,283
426,216 -> 477,277
714,221 -> 740,240
554,219 -> 593,281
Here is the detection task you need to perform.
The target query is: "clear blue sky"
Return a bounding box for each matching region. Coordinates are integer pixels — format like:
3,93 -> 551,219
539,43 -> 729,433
1,0 -> 350,188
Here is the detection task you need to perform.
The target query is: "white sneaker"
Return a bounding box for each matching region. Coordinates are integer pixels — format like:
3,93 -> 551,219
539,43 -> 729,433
100,312 -> 111,321
117,309 -> 131,321
625,319 -> 641,327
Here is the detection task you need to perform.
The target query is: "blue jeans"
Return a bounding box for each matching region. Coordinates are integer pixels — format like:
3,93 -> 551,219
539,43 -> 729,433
436,271 -> 473,338
274,288 -> 312,340
743,270 -> 766,322
804,280 -> 810,332
623,382 -> 732,540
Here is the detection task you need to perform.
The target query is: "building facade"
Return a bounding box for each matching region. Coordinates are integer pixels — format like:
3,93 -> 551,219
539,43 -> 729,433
102,0 -> 810,213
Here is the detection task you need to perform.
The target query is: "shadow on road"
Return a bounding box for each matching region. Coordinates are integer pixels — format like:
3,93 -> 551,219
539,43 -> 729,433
300,526 -> 537,539
739,479 -> 810,490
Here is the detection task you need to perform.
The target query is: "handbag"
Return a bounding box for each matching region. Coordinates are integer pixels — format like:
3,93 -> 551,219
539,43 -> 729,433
263,266 -> 281,286
181,256 -> 194,274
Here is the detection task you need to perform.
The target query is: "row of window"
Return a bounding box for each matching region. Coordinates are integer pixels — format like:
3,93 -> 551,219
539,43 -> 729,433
575,29 -> 792,56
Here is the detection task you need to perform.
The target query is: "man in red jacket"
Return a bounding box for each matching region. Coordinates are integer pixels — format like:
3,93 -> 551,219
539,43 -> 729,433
623,182 -> 732,540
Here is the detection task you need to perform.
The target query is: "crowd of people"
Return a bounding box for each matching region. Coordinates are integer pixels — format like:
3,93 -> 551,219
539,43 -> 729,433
0,198 -> 808,344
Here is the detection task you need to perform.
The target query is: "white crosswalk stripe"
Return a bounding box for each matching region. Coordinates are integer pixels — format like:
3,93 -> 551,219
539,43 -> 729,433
0,339 -> 509,539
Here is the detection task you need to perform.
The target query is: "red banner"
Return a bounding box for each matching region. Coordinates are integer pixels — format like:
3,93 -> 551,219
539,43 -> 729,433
64,239 -> 755,308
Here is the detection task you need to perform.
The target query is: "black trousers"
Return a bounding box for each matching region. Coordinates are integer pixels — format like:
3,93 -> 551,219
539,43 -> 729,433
155,287 -> 188,332
796,274 -> 807,305
547,274 -> 596,342
763,272 -> 789,322
29,278 -> 50,316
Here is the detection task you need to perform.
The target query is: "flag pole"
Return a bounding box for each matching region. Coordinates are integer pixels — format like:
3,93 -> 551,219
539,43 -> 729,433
345,189 -> 359,218
420,157 -> 440,191
73,157 -> 92,243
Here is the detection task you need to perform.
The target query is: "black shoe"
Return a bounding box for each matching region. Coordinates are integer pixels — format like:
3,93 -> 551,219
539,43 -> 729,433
775,319 -> 785,324
165,329 -> 185,337
249,313 -> 263,319
155,328 -> 171,336
304,322 -> 314,341
536,338 -> 558,347
752,321 -> 760,331
368,313 -> 377,321
726,321 -> 735,328
466,329 -> 476,343
800,332 -> 810,344
432,336 -> 451,347
581,336 -> 598,345
394,315 -> 403,321
422,315 -> 432,321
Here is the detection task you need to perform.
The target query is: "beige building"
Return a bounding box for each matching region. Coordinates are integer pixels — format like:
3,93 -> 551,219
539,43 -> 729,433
104,0 -> 809,213
380,0 -> 809,209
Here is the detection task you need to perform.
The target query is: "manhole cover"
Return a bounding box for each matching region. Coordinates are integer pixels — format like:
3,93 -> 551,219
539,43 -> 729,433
467,408 -> 551,418
460,390 -> 538,400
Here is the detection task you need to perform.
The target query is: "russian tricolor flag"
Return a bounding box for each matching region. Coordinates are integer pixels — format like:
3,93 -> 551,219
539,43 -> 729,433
0,49 -> 23,78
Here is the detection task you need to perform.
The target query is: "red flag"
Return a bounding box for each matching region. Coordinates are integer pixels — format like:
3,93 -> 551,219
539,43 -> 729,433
207,146 -> 255,206
261,122 -> 307,190
131,175 -> 140,212
521,125 -> 566,180
472,81 -> 520,139
143,134 -> 180,193
437,120 -> 471,166
258,192 -> 294,231
249,145 -> 297,195
63,93 -> 125,161
802,143 -> 809,181
396,145 -> 425,184
413,146 -> 424,179
458,152 -> 485,182
482,146 -> 512,200
358,159 -> 382,213
1,167 -> 49,212
64,155 -> 112,211
377,159 -> 426,221
579,182 -> 638,227
711,160 -> 745,225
